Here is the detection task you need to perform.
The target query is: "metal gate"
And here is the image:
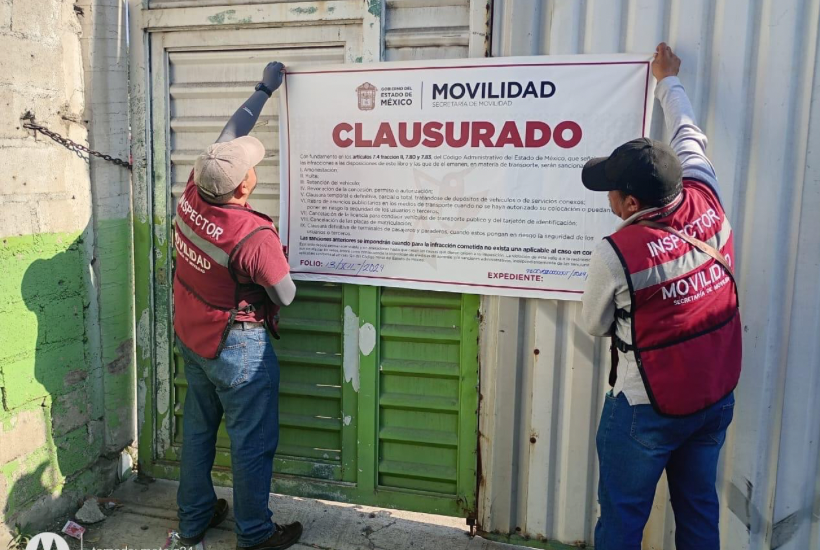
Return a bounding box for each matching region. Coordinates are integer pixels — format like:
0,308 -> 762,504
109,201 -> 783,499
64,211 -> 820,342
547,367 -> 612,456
130,1 -> 479,518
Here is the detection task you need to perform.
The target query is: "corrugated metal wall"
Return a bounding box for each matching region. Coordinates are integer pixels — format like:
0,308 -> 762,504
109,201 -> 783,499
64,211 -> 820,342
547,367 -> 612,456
167,46 -> 345,223
148,0 -> 322,8
147,0 -> 479,61
385,0 -> 471,60
478,1 -> 820,549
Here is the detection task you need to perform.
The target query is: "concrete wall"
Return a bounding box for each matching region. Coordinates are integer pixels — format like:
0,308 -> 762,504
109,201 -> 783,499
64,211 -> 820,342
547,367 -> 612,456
0,0 -> 133,540
77,0 -> 135,456
479,1 -> 820,549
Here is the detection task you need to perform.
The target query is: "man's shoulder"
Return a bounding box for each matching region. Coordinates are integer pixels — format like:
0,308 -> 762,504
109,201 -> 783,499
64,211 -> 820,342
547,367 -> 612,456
592,237 -> 616,256
240,224 -> 280,248
607,220 -> 651,249
231,223 -> 289,284
590,239 -> 625,273
683,177 -> 716,194
683,177 -> 723,207
230,225 -> 284,272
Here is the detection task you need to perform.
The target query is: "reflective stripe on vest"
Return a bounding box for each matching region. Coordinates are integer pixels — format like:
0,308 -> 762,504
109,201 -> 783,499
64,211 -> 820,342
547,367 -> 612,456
174,216 -> 230,268
629,217 -> 732,292
606,180 -> 742,416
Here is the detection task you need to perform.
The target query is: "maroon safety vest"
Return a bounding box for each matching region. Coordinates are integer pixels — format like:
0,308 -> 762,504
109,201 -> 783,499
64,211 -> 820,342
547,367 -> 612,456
607,180 -> 742,416
173,179 -> 280,359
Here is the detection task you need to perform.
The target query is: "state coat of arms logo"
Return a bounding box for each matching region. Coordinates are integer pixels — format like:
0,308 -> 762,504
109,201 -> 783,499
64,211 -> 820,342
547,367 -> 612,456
356,82 -> 378,111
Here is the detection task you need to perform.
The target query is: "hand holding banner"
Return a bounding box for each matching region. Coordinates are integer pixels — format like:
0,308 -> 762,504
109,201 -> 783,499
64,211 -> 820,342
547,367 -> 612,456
279,55 -> 653,299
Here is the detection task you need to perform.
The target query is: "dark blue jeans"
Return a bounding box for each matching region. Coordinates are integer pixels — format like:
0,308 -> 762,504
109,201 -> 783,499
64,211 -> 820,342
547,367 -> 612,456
176,327 -> 280,547
595,391 -> 735,550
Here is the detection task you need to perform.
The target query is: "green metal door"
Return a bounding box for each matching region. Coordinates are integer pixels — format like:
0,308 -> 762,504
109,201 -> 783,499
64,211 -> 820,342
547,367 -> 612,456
376,288 -> 479,505
134,8 -> 480,520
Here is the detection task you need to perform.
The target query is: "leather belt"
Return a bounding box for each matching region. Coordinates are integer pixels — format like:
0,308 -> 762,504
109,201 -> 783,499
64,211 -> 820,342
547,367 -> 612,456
232,321 -> 264,331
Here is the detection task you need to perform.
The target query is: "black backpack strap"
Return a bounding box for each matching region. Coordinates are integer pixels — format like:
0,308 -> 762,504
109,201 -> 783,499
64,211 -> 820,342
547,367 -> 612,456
609,332 -> 636,387
609,331 -> 619,388
613,334 -> 635,353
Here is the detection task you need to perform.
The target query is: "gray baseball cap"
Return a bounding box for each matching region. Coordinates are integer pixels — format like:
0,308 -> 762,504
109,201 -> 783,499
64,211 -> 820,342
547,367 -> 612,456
194,136 -> 265,199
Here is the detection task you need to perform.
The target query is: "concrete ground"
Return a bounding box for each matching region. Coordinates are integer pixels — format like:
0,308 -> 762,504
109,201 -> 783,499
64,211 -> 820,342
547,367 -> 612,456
71,478 -> 519,550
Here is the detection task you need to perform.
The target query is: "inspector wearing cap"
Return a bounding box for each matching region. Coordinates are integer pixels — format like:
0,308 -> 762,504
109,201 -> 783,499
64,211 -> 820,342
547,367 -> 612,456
580,44 -> 742,549
173,62 -> 302,550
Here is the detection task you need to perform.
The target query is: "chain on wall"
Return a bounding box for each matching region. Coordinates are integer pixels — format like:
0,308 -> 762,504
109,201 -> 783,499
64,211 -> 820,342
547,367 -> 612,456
22,112 -> 132,170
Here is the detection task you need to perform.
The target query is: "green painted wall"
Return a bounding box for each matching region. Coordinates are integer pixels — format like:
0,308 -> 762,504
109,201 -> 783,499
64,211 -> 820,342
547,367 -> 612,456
0,0 -> 134,538
96,218 -> 135,446
0,232 -> 106,524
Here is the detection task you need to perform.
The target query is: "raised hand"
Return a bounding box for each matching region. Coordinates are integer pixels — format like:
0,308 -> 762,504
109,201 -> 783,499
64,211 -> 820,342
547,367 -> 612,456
262,61 -> 286,92
652,42 -> 680,81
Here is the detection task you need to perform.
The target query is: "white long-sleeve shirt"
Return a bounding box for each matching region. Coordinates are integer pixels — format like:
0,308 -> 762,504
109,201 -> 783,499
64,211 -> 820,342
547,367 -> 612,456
581,76 -> 722,405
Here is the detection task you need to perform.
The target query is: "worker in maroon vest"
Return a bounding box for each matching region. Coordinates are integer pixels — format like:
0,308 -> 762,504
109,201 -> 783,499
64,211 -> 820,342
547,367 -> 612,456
580,44 -> 742,550
173,62 -> 303,550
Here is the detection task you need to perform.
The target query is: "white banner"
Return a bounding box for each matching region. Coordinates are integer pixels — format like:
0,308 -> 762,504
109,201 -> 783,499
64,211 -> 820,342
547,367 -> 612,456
279,55 -> 654,299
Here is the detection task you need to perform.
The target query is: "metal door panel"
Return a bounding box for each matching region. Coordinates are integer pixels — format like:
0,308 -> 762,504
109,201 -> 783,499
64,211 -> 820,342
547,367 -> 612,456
134,0 -> 480,519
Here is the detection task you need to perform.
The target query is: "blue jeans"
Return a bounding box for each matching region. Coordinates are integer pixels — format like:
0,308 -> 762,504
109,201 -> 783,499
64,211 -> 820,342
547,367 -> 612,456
595,391 -> 735,550
176,327 -> 280,547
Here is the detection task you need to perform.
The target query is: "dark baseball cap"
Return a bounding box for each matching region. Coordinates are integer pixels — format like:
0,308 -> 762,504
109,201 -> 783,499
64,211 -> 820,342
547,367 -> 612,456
581,137 -> 682,205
